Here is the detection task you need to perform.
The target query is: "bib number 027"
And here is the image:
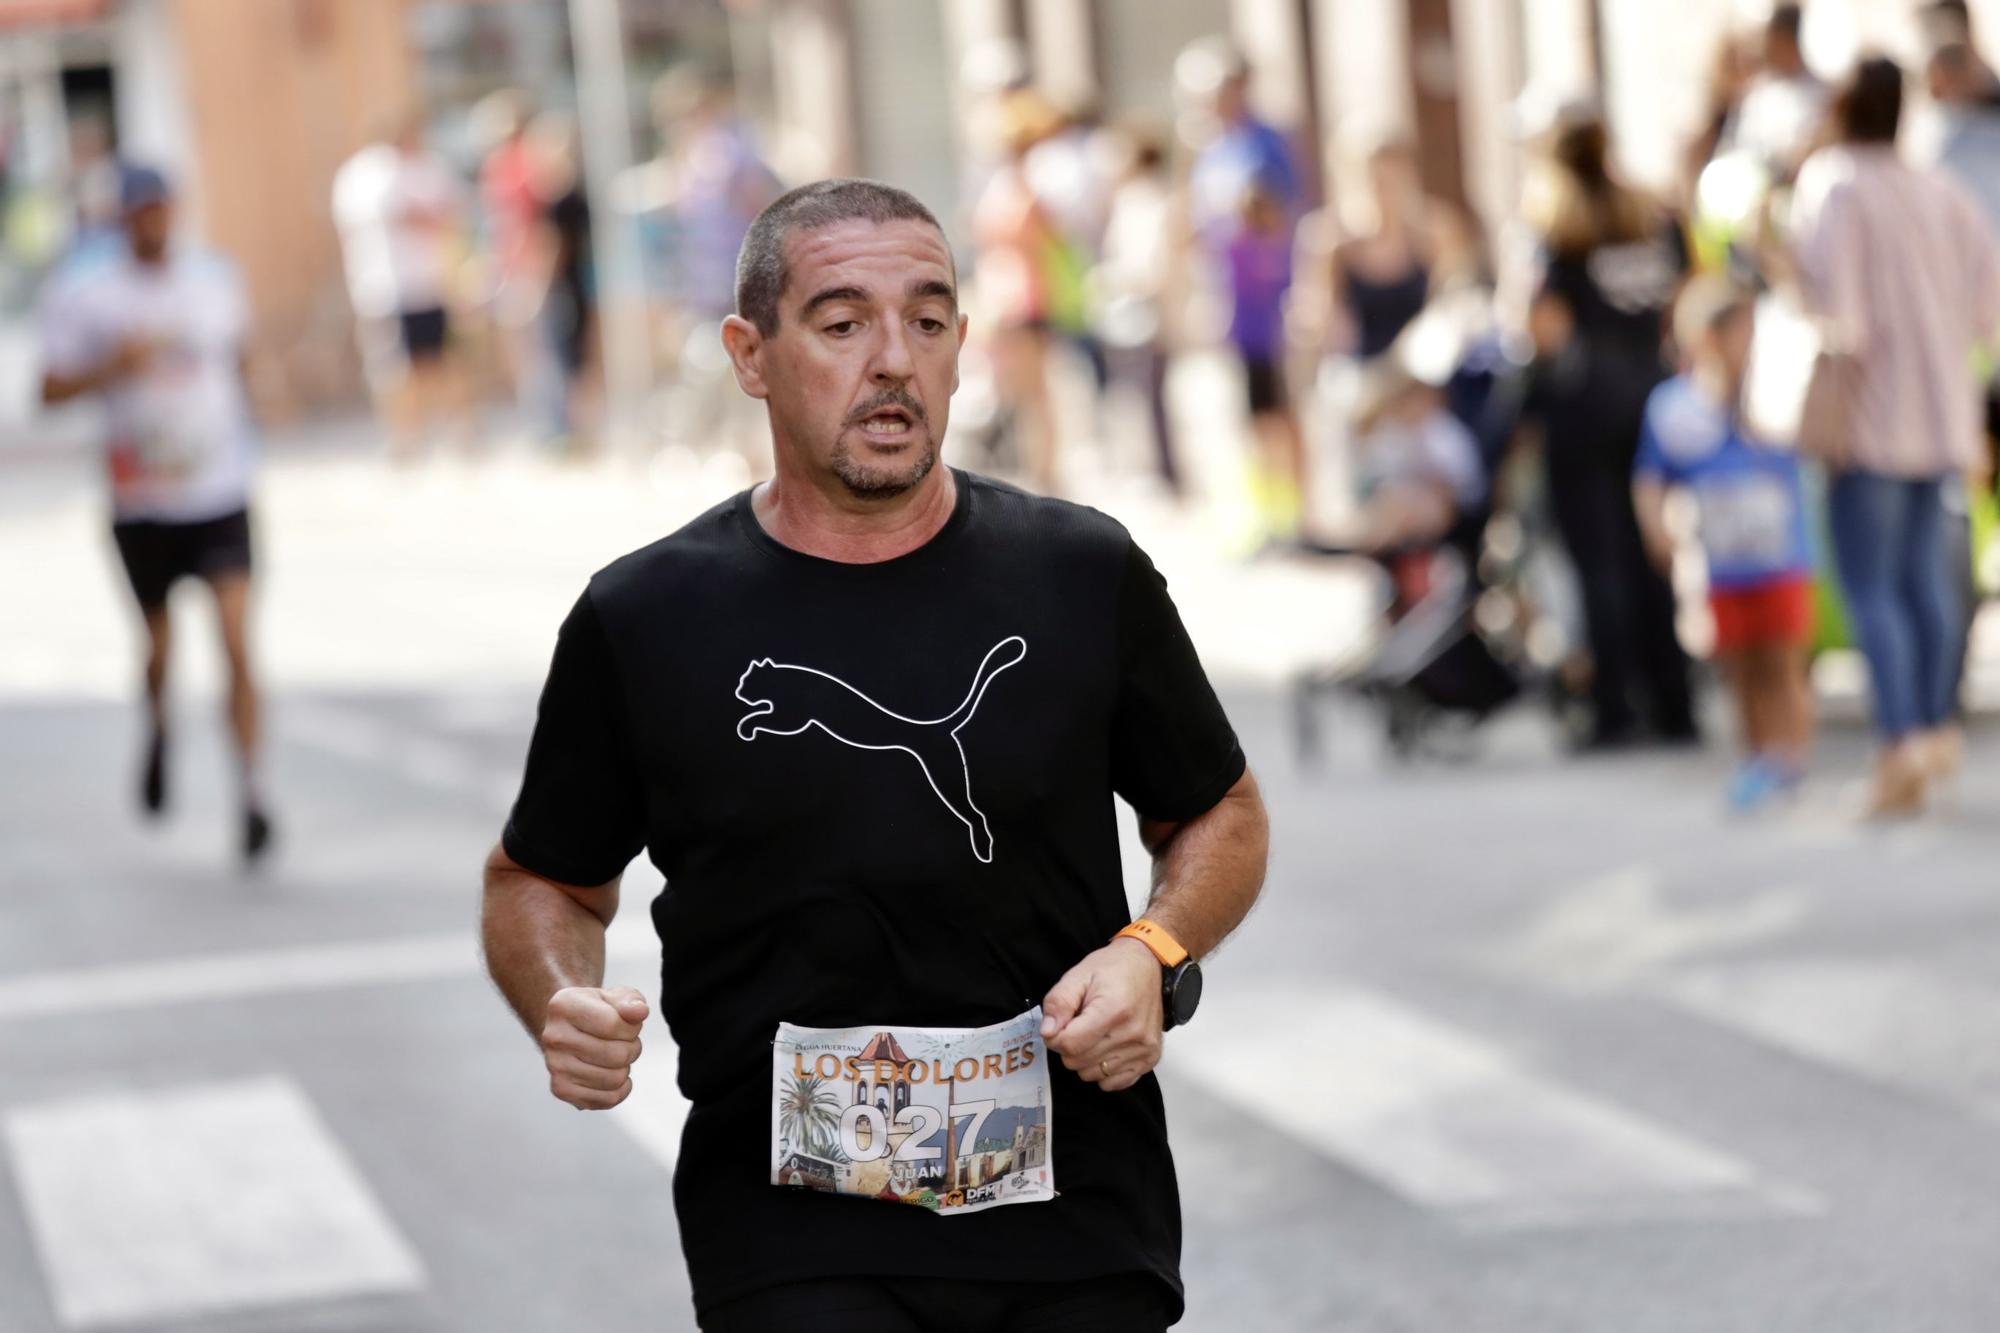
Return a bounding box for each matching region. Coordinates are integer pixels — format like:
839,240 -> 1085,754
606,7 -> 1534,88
838,1099 -> 994,1164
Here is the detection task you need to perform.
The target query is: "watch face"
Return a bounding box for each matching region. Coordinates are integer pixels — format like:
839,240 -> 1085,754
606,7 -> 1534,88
1170,960 -> 1203,1027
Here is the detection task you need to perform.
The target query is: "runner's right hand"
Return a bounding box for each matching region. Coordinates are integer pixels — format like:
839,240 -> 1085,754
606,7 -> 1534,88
102,338 -> 157,385
541,985 -> 648,1110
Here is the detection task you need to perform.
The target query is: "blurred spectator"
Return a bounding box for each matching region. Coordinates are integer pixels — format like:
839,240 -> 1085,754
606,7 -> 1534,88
1923,41 -> 2000,233
1227,185 -> 1307,542
1920,0 -> 2000,91
650,65 -> 782,325
1093,126 -> 1185,495
1184,41 -> 1300,247
1634,277 -> 1814,812
1024,99 -> 1114,416
971,89 -> 1068,494
1681,29 -> 1759,209
1923,39 -> 2000,498
473,89 -> 552,435
332,108 -> 474,462
1788,56 -> 2000,814
60,113 -> 124,275
1733,4 -> 1827,179
1312,138 -> 1469,361
1348,355 -> 1485,554
1516,104 -> 1698,749
36,166 -> 273,862
529,112 -> 599,452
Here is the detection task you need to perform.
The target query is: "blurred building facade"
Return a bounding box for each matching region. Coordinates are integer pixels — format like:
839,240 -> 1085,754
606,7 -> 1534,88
2,0 -> 1995,429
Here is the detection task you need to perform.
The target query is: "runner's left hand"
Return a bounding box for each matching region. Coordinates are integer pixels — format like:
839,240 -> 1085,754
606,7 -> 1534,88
1040,938 -> 1163,1094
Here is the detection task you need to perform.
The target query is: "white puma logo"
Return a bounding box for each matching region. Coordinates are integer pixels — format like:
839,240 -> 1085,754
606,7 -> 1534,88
734,636 -> 1028,863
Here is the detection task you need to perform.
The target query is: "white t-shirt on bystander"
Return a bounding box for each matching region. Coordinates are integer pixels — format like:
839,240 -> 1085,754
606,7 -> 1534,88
39,247 -> 258,524
331,142 -> 465,320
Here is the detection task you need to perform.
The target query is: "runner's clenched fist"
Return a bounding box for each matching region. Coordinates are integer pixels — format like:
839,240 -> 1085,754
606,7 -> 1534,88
542,985 -> 647,1109
1040,938 -> 1164,1094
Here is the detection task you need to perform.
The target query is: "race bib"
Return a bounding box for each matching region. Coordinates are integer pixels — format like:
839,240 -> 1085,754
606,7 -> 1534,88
770,1007 -> 1055,1216
120,354 -> 230,482
1698,472 -> 1797,569
113,348 -> 232,482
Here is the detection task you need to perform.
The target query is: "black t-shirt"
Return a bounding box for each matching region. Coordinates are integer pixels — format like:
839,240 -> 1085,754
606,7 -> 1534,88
1531,218 -> 1689,466
1536,216 -> 1687,368
503,470 -> 1244,1318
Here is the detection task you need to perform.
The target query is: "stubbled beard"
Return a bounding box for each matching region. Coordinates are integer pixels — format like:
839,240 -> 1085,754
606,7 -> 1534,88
830,432 -> 937,498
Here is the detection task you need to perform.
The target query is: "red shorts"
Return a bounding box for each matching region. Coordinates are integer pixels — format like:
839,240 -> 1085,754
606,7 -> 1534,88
1708,575 -> 1814,653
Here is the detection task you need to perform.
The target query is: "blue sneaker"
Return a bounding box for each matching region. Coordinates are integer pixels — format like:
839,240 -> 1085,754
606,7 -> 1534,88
1726,757 -> 1786,813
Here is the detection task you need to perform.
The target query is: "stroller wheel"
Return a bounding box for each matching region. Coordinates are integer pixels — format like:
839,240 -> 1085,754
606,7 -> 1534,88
1383,687 -> 1426,761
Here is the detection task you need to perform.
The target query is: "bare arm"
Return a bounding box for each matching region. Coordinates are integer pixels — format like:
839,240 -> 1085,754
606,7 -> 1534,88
1042,768 -> 1270,1093
1131,767 -> 1269,959
482,842 -> 647,1109
1632,476 -> 1675,575
41,339 -> 152,406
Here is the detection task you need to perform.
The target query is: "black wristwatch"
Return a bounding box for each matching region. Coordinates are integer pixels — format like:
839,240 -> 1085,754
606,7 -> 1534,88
1162,957 -> 1203,1031
1116,919 -> 1202,1031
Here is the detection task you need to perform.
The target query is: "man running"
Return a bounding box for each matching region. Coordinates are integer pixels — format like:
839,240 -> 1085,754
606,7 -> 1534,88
484,179 -> 1268,1330
39,165 -> 274,861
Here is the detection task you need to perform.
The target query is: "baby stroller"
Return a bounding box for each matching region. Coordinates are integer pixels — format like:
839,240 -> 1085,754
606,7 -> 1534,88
1291,309 -> 1552,762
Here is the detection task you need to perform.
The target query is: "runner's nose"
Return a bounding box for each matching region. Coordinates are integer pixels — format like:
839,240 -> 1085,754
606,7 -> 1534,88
869,320 -> 916,384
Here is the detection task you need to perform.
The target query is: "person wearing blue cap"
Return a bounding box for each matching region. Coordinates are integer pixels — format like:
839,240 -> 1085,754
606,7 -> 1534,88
38,163 -> 275,862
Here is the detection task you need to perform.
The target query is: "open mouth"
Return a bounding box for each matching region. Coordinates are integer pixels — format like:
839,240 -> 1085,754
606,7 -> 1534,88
854,405 -> 918,441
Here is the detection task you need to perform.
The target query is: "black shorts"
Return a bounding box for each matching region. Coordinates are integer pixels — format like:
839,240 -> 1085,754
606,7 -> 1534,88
110,507 -> 253,611
397,306 -> 450,361
700,1273 -> 1170,1332
1243,356 -> 1285,415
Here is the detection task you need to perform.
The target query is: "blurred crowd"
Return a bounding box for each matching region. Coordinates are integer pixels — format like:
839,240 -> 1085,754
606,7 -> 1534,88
942,5 -> 1999,821
24,0 -> 2000,858
327,67 -> 784,461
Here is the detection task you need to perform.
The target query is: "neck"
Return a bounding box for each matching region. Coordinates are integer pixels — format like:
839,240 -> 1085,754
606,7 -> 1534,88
1693,359 -> 1742,405
752,455 -> 958,563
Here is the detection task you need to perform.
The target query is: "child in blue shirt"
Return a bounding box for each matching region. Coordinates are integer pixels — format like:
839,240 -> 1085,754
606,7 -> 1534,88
1633,276 -> 1814,810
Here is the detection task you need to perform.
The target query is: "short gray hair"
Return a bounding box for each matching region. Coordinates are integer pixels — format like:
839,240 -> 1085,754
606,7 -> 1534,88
734,178 -> 950,336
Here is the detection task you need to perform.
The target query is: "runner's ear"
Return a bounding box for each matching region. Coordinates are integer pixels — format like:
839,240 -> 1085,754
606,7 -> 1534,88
720,315 -> 769,399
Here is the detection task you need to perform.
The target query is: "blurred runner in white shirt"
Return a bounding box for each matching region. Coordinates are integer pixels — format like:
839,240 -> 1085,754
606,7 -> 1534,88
333,109 -> 474,460
39,165 -> 274,863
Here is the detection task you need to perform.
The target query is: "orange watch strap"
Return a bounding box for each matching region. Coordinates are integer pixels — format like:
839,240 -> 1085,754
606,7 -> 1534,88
1115,918 -> 1189,968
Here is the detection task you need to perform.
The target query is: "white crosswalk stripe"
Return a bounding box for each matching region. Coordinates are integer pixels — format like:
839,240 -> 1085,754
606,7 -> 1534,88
1167,982 -> 1818,1229
1665,958 -> 2000,1118
3,1075 -> 424,1329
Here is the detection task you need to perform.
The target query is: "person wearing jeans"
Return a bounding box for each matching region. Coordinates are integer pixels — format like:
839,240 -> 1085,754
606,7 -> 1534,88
1790,57 -> 2000,814
1826,472 -> 1963,747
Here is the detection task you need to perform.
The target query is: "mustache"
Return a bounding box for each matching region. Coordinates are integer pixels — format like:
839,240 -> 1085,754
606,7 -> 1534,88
846,390 -> 927,425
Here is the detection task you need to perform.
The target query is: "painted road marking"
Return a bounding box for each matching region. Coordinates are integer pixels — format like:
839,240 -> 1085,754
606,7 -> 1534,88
0,916 -> 656,1023
1667,959 -> 2000,1118
4,1075 -> 423,1328
1169,983 -> 1816,1229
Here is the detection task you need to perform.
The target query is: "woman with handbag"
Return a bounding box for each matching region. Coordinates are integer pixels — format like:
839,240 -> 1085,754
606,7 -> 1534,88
1789,56 -> 2000,815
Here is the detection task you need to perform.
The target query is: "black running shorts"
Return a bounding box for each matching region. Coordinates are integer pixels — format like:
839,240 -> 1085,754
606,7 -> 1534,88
397,306 -> 450,361
110,507 -> 253,611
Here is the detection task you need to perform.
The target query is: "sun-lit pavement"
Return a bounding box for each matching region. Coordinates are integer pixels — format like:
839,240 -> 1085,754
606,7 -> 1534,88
6,394 -> 2000,1332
